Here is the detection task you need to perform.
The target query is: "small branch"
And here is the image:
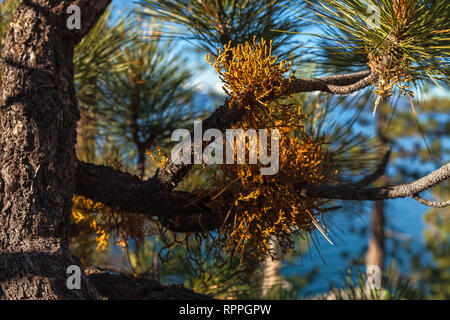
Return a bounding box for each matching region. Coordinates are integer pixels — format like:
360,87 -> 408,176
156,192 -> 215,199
411,194 -> 450,208
284,70 -> 378,96
313,71 -> 373,85
298,163 -> 450,203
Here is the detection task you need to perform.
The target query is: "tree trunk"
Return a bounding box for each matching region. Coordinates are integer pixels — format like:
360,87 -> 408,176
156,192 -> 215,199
366,200 -> 385,268
261,238 -> 281,296
366,106 -> 389,274
0,0 -> 110,299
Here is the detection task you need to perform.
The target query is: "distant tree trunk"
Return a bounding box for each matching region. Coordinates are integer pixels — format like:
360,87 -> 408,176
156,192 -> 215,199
137,149 -> 146,178
366,200 -> 385,268
261,238 -> 281,296
366,107 -> 389,274
0,0 -> 110,299
262,258 -> 282,297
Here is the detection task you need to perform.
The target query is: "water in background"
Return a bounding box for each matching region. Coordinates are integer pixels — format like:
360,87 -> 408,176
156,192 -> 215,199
283,197 -> 431,296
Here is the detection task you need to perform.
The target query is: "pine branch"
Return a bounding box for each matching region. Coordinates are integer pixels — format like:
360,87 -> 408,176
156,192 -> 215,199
76,160 -> 448,235
150,99 -> 243,192
297,163 -> 450,206
411,194 -> 450,208
354,146 -> 391,186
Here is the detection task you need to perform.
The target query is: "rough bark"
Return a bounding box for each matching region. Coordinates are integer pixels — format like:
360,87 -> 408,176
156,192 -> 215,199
410,194 -> 450,208
75,161 -> 226,232
283,70 -> 377,96
366,200 -> 385,269
0,0 -> 110,300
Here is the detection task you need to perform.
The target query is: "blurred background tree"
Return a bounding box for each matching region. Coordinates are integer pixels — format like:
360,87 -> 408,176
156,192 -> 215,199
138,0 -> 306,60
416,184 -> 450,299
94,34 -> 198,178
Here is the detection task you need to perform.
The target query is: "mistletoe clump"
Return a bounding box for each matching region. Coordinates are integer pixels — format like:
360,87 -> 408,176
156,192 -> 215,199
204,38 -> 337,263
209,127 -> 336,263
206,37 -> 296,113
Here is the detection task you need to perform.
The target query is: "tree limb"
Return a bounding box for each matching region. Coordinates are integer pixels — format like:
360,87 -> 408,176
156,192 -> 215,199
284,70 -> 378,96
411,194 -> 450,208
75,161 -> 225,232
354,146 -> 391,186
74,70 -> 385,232
85,267 -> 212,300
75,160 -> 449,236
297,163 -> 450,205
149,98 -> 243,192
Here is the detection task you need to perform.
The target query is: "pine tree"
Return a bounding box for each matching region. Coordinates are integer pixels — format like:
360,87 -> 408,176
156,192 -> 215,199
93,33 -> 197,177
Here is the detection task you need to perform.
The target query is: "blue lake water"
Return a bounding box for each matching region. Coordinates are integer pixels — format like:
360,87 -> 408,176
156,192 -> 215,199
283,197 -> 431,296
